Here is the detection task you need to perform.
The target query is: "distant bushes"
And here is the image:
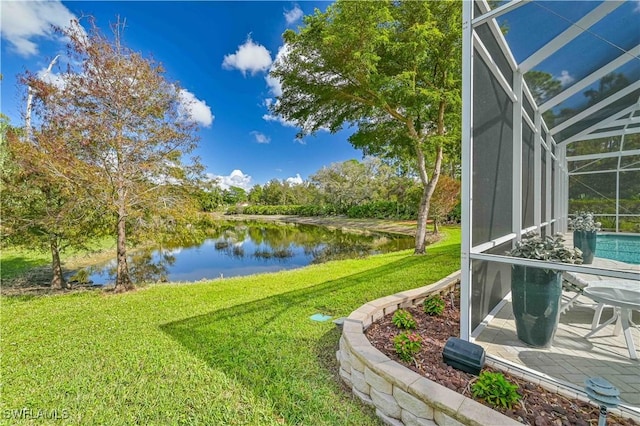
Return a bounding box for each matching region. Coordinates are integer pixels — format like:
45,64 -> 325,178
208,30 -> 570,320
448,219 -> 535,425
569,199 -> 640,232
225,200 -> 463,222
226,204 -> 346,217
569,199 -> 640,214
346,201 -> 416,220
242,205 -> 302,215
227,202 -> 420,219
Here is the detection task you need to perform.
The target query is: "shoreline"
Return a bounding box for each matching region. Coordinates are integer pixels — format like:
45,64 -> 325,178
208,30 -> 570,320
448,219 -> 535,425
217,213 -> 419,237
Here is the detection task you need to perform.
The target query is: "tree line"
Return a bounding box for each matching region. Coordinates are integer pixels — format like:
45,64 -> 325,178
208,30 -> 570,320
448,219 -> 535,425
197,157 -> 461,234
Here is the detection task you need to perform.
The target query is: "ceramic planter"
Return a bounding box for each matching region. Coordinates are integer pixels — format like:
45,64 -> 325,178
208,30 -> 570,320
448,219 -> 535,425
511,265 -> 562,348
573,230 -> 596,264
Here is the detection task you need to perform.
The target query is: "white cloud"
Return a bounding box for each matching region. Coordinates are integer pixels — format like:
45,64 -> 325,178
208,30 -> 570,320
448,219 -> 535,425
250,131 -> 271,144
262,98 -> 297,126
265,74 -> 283,97
262,45 -> 305,127
207,170 -> 252,191
222,36 -> 272,76
263,111 -> 297,128
178,89 -> 214,127
557,70 -> 574,86
0,1 -> 77,57
284,5 -> 303,25
286,173 -> 303,185
36,69 -> 66,89
264,44 -> 290,97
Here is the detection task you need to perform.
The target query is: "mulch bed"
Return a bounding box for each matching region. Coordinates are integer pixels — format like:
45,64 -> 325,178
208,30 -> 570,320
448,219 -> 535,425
364,289 -> 638,426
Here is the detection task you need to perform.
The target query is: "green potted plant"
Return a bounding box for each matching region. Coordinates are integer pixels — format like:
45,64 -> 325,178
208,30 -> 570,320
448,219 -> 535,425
569,211 -> 601,264
506,232 -> 582,347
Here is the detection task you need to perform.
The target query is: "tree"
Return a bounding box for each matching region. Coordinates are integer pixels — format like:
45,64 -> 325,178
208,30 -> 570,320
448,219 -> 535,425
270,0 -> 461,253
23,18 -> 203,292
223,186 -> 248,205
429,175 -> 461,234
261,179 -> 288,205
1,119 -> 107,289
248,184 -> 264,204
310,159 -> 374,210
197,179 -> 224,212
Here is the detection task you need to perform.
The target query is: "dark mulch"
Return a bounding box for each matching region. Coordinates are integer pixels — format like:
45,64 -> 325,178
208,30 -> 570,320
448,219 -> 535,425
364,289 -> 638,426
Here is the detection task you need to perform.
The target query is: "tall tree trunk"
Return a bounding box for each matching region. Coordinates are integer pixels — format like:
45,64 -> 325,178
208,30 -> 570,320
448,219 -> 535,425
433,219 -> 440,235
114,178 -> 133,292
50,236 -> 65,289
413,99 -> 447,254
114,212 -> 132,292
414,146 -> 443,254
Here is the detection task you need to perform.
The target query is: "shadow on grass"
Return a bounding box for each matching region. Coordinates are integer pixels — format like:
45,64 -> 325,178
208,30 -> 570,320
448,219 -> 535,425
0,256 -> 49,280
160,245 -> 459,424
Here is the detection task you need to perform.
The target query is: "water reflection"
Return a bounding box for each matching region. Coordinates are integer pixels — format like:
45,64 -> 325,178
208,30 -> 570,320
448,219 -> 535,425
79,220 -> 414,285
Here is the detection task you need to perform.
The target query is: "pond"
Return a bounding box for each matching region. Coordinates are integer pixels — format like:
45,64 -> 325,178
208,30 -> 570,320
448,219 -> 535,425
75,220 -> 415,285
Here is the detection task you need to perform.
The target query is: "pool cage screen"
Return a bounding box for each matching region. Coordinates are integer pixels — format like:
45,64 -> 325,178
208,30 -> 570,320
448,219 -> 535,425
460,0 -> 640,339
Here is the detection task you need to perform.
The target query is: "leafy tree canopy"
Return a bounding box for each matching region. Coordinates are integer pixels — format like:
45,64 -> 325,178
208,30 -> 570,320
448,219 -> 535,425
22,17 -> 204,291
270,0 -> 461,253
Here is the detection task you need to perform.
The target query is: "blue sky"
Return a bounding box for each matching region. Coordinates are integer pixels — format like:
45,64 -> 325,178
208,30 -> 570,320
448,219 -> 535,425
1,0 -> 363,189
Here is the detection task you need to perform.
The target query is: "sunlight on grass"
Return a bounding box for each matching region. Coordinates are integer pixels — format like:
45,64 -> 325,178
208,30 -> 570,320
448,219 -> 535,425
1,227 -> 461,425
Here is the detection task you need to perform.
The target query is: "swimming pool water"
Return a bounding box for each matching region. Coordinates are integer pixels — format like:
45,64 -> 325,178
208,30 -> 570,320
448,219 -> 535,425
596,234 -> 640,265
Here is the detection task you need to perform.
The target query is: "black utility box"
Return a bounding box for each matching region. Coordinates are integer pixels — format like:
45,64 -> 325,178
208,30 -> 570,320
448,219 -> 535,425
442,337 -> 485,376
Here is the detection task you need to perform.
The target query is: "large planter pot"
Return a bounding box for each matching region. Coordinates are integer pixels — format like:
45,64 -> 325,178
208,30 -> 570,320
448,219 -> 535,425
511,265 -> 562,348
573,230 -> 596,264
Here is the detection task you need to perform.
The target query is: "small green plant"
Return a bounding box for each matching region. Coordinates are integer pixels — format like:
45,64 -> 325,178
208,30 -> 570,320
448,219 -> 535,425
506,232 -> 582,264
569,211 -> 601,232
423,294 -> 445,316
471,371 -> 522,409
393,332 -> 422,362
392,309 -> 417,329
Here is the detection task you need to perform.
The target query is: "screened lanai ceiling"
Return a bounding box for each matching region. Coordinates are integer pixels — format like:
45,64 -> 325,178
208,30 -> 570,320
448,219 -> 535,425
481,0 -> 640,170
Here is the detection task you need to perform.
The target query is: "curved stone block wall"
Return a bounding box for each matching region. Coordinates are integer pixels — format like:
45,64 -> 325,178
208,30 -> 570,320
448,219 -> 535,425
337,271 -> 521,426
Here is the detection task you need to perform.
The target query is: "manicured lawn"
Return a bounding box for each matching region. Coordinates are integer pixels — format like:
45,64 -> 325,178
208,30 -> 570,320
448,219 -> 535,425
1,227 -> 461,425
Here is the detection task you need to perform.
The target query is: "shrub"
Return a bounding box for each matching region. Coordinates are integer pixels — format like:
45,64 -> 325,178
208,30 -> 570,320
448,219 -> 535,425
392,309 -> 417,329
393,332 -> 422,362
471,371 -> 521,409
423,294 -> 445,316
346,201 -> 416,220
242,205 -> 303,215
238,204 -> 349,217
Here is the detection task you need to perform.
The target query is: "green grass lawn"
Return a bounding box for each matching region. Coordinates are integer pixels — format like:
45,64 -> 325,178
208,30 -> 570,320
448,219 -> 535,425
1,227 -> 461,425
0,247 -> 52,280
1,237 -> 116,281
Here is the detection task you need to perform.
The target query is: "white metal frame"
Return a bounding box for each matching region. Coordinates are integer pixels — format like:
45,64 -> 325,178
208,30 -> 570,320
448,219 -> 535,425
460,0 -> 640,342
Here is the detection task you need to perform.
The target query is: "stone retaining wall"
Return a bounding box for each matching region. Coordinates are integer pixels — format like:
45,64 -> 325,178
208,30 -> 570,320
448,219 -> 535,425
337,271 -> 521,426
